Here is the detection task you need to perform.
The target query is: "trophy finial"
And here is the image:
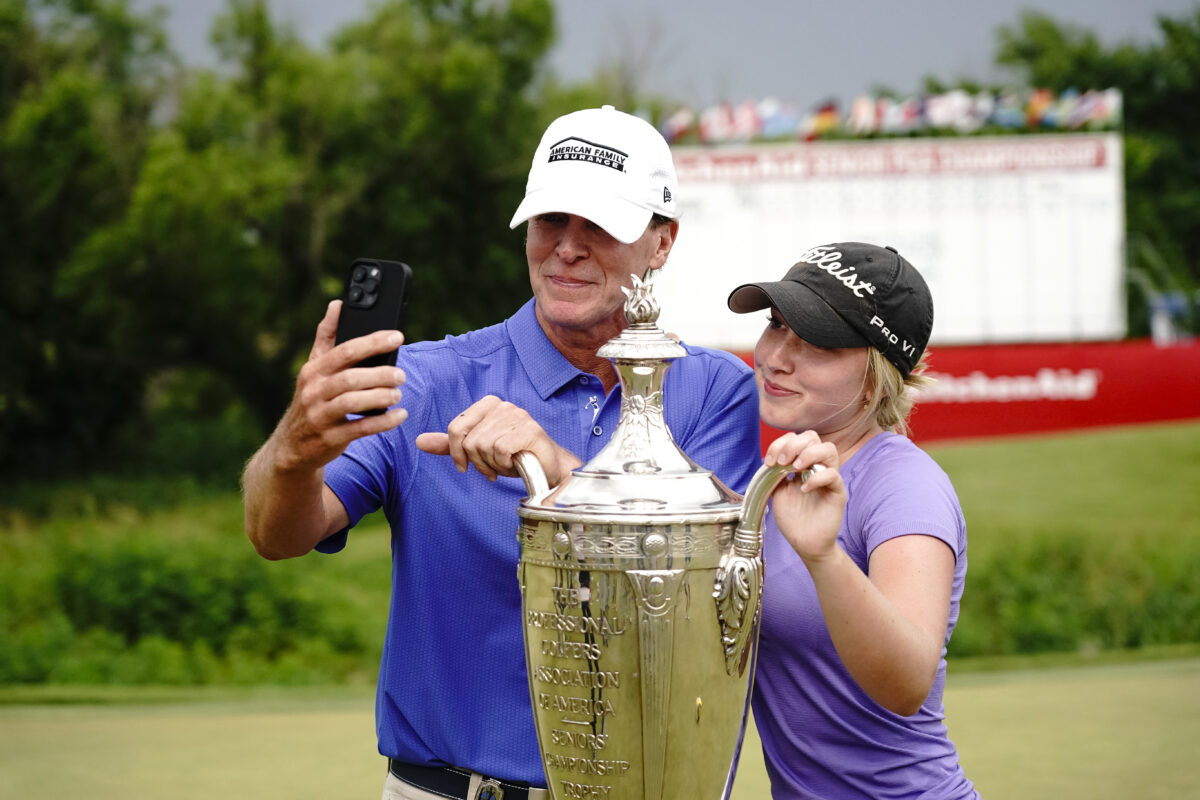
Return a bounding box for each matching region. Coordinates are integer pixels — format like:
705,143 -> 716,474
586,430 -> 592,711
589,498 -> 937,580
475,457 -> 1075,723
622,272 -> 660,326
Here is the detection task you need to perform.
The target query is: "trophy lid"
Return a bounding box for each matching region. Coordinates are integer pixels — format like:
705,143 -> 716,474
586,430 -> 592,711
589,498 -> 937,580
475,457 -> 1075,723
520,273 -> 743,522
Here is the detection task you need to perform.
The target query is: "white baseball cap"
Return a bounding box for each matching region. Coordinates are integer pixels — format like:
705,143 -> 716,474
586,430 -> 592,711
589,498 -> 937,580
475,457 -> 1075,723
509,105 -> 680,244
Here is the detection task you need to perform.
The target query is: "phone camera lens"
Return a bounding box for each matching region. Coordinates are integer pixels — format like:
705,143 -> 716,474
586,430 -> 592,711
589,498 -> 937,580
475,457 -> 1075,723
352,265 -> 368,282
348,286 -> 364,304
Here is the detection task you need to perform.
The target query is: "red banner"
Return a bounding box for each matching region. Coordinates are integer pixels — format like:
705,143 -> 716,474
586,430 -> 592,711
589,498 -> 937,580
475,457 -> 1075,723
736,338 -> 1200,450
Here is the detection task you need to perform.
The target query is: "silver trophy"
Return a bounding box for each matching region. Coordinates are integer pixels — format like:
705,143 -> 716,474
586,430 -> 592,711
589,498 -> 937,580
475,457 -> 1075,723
516,274 -> 812,800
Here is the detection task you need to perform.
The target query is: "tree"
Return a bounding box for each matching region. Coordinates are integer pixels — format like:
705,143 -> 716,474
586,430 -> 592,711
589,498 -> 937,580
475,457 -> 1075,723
994,10 -> 1200,332
0,0 -> 174,476
324,0 -> 556,342
4,0 -> 556,479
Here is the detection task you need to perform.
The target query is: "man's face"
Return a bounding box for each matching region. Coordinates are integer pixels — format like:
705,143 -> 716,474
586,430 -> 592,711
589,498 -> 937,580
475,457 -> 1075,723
526,212 -> 675,339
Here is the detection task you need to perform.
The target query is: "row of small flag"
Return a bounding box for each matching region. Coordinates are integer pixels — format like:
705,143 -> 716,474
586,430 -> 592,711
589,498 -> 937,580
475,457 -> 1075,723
657,88 -> 1123,144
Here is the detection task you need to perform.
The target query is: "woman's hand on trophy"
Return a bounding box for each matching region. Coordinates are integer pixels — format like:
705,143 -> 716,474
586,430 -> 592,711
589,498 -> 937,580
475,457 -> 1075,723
416,395 -> 583,485
763,431 -> 846,565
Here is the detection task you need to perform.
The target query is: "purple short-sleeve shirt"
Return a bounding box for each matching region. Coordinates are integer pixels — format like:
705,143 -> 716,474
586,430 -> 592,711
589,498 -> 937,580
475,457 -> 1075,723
751,432 -> 979,800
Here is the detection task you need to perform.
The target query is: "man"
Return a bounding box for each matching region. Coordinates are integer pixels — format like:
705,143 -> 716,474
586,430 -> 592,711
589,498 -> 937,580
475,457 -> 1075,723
242,105 -> 761,800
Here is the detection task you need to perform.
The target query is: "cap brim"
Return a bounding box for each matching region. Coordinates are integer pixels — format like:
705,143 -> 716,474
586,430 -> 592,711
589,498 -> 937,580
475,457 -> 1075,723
727,281 -> 868,348
509,188 -> 653,245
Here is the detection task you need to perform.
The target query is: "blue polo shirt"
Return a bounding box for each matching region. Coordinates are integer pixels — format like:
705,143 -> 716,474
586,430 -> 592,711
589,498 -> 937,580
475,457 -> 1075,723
322,298 -> 761,785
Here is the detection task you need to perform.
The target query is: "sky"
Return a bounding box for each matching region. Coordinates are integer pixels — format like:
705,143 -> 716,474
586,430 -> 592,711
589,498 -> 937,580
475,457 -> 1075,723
148,0 -> 1200,109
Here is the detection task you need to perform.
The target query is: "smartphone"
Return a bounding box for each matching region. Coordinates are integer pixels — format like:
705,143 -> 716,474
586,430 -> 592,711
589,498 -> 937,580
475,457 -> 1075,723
334,258 -> 412,414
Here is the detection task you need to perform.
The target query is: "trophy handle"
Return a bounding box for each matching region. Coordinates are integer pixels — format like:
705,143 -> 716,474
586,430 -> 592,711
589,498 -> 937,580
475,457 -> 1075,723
713,462 -> 824,675
514,450 -> 551,497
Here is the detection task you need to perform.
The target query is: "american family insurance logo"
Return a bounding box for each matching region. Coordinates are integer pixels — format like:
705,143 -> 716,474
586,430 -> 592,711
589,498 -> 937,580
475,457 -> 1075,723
548,137 -> 628,172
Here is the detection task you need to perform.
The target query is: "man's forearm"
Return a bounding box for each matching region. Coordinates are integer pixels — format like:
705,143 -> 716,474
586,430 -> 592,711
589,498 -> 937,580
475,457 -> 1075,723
242,439 -> 337,560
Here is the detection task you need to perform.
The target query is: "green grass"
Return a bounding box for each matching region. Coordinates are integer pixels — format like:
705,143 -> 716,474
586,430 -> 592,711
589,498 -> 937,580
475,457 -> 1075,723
946,657 -> 1200,799
924,420 -> 1200,565
2,420 -> 1199,796
0,685 -> 381,798
1,656 -> 1197,799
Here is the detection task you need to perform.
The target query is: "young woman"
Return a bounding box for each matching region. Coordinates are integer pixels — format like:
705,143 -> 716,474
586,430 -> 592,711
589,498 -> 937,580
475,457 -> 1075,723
727,242 -> 980,799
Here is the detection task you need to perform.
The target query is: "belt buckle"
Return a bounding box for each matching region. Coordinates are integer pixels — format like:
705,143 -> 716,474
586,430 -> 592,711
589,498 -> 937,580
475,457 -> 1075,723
474,777 -> 504,800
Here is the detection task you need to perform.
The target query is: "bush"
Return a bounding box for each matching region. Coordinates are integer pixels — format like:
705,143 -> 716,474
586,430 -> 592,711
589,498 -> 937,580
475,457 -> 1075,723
4,418 -> 1198,685
950,531 -> 1200,657
0,514 -> 384,685
55,537 -> 311,656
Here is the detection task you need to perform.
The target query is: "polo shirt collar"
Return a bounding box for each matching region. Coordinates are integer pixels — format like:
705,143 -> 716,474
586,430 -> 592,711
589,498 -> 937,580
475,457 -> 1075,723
508,298 -> 592,400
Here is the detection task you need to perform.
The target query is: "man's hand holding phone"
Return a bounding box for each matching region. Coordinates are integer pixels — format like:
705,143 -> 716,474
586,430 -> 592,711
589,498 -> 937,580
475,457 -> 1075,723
266,259 -> 412,474
268,300 -> 407,473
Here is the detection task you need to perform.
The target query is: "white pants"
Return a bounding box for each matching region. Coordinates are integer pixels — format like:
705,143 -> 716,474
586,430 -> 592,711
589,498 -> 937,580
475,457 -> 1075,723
381,771 -> 443,800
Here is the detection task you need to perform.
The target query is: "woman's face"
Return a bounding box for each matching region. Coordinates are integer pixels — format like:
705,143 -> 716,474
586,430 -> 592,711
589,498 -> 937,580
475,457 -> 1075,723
753,308 -> 871,435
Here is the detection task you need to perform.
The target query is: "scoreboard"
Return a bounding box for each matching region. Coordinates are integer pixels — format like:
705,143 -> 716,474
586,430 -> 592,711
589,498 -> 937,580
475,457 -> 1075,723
658,133 -> 1125,350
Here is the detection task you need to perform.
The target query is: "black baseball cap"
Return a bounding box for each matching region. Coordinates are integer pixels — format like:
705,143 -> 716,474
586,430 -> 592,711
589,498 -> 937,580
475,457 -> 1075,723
727,242 -> 934,378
